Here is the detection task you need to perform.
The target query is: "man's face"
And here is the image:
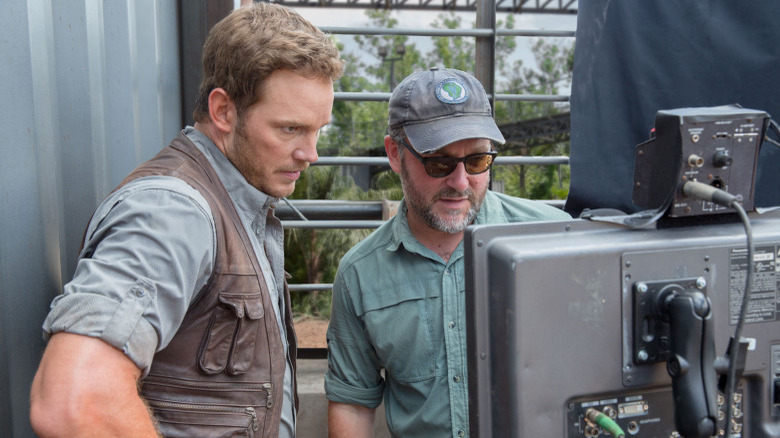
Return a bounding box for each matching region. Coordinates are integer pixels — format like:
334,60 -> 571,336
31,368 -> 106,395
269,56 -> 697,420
400,138 -> 492,234
225,69 -> 334,198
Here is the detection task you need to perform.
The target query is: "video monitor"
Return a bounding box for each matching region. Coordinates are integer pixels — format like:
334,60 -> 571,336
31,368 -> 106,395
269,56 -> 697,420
465,212 -> 780,437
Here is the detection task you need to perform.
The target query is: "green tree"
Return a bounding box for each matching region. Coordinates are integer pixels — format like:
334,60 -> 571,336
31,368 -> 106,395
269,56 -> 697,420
498,38 -> 574,121
427,13 -> 476,71
493,37 -> 575,200
426,13 -> 517,74
354,10 -> 425,91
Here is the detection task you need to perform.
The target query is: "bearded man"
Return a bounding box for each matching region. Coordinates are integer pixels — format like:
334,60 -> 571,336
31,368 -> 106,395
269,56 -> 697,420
325,68 -> 571,438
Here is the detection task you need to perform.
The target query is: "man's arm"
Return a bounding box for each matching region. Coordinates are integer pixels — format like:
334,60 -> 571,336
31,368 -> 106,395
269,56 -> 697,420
30,332 -> 159,437
328,401 -> 376,438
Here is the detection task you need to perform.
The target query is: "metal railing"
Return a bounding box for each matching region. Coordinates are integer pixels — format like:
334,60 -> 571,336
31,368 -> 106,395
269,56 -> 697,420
272,0 -> 578,14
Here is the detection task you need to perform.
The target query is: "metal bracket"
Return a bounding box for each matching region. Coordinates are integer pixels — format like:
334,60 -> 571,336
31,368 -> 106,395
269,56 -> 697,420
632,277 -> 708,364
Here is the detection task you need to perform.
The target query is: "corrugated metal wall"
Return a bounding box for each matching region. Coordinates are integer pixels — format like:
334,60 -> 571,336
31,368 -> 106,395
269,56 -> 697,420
0,1 -> 181,435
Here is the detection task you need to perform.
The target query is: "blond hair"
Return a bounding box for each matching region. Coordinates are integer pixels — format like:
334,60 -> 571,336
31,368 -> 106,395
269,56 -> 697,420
193,3 -> 343,122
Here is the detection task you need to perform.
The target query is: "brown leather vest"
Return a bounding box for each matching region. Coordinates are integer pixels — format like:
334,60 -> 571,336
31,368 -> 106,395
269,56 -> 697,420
117,132 -> 297,437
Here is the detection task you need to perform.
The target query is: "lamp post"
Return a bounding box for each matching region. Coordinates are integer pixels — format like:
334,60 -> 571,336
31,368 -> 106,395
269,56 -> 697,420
378,44 -> 406,90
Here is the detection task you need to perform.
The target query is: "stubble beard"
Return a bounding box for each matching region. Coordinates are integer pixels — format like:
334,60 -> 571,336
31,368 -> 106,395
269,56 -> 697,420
400,162 -> 486,234
228,117 -> 293,199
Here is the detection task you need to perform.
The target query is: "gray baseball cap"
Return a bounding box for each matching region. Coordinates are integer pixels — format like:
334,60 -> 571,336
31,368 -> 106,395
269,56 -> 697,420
388,67 -> 505,154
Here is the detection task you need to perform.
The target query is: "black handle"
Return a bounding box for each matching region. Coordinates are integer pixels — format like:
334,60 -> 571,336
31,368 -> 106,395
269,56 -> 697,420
664,290 -> 718,438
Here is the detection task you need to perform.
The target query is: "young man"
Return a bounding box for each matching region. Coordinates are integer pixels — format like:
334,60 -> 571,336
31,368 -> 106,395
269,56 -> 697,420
29,4 -> 342,437
325,68 -> 571,437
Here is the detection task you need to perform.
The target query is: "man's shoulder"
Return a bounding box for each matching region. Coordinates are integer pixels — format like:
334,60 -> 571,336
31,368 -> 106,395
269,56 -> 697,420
110,175 -> 209,208
93,176 -> 214,240
485,191 -> 572,223
338,218 -> 396,272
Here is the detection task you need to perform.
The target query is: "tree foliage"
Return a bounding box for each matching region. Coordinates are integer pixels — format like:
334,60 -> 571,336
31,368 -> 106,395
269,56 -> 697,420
493,37 -> 575,200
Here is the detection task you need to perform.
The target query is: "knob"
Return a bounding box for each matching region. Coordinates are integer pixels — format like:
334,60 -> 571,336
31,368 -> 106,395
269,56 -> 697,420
713,150 -> 733,168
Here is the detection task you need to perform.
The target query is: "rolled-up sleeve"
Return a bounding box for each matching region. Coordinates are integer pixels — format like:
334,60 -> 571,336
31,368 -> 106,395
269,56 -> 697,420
324,268 -> 385,408
43,176 -> 215,376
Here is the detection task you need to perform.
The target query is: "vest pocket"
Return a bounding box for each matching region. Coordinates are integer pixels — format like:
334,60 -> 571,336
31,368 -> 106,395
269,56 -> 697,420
147,399 -> 261,438
198,293 -> 265,375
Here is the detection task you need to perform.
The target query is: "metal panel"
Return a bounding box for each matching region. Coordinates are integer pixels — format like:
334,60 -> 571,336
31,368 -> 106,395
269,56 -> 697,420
465,212 -> 780,436
178,0 -> 234,127
0,1 -> 180,436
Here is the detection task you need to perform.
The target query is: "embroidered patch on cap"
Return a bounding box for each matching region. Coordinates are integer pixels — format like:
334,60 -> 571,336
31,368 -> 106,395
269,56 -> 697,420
435,78 -> 469,104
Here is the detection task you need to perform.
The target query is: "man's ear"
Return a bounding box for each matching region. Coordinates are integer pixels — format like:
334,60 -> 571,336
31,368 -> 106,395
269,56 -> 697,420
385,135 -> 402,173
207,88 -> 237,134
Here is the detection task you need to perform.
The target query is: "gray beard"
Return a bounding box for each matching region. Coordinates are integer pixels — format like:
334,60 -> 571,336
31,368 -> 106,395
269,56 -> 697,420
400,162 -> 484,234
421,201 -> 479,234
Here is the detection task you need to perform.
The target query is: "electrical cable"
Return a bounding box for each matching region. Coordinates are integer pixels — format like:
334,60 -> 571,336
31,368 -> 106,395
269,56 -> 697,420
724,201 -> 753,438
766,119 -> 780,148
682,181 -> 754,438
585,408 -> 625,438
281,197 -> 309,221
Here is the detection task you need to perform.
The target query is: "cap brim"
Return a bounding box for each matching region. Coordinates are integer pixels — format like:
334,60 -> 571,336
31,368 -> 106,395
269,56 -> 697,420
403,114 -> 506,154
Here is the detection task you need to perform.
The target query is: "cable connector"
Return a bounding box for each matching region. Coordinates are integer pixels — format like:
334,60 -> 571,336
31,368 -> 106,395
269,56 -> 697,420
681,180 -> 741,208
585,408 -> 625,438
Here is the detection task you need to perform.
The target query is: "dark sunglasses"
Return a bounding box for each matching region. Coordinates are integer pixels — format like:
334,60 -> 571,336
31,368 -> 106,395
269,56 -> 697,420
398,138 -> 497,178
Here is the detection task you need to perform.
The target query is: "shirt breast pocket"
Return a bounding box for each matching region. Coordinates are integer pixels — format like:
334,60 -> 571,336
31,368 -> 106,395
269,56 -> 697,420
361,285 -> 444,381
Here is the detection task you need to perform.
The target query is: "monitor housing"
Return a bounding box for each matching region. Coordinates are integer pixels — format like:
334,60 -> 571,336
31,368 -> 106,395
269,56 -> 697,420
465,212 -> 780,437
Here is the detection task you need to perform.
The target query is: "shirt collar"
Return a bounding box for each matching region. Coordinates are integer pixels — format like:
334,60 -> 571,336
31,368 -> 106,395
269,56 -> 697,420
387,200 -> 461,263
474,190 -> 509,225
387,201 -> 416,253
183,126 -> 277,236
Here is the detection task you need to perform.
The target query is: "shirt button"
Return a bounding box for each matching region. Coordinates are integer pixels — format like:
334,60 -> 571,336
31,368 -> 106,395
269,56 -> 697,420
458,429 -> 466,437
453,375 -> 461,382
445,268 -> 451,275
448,321 -> 456,329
